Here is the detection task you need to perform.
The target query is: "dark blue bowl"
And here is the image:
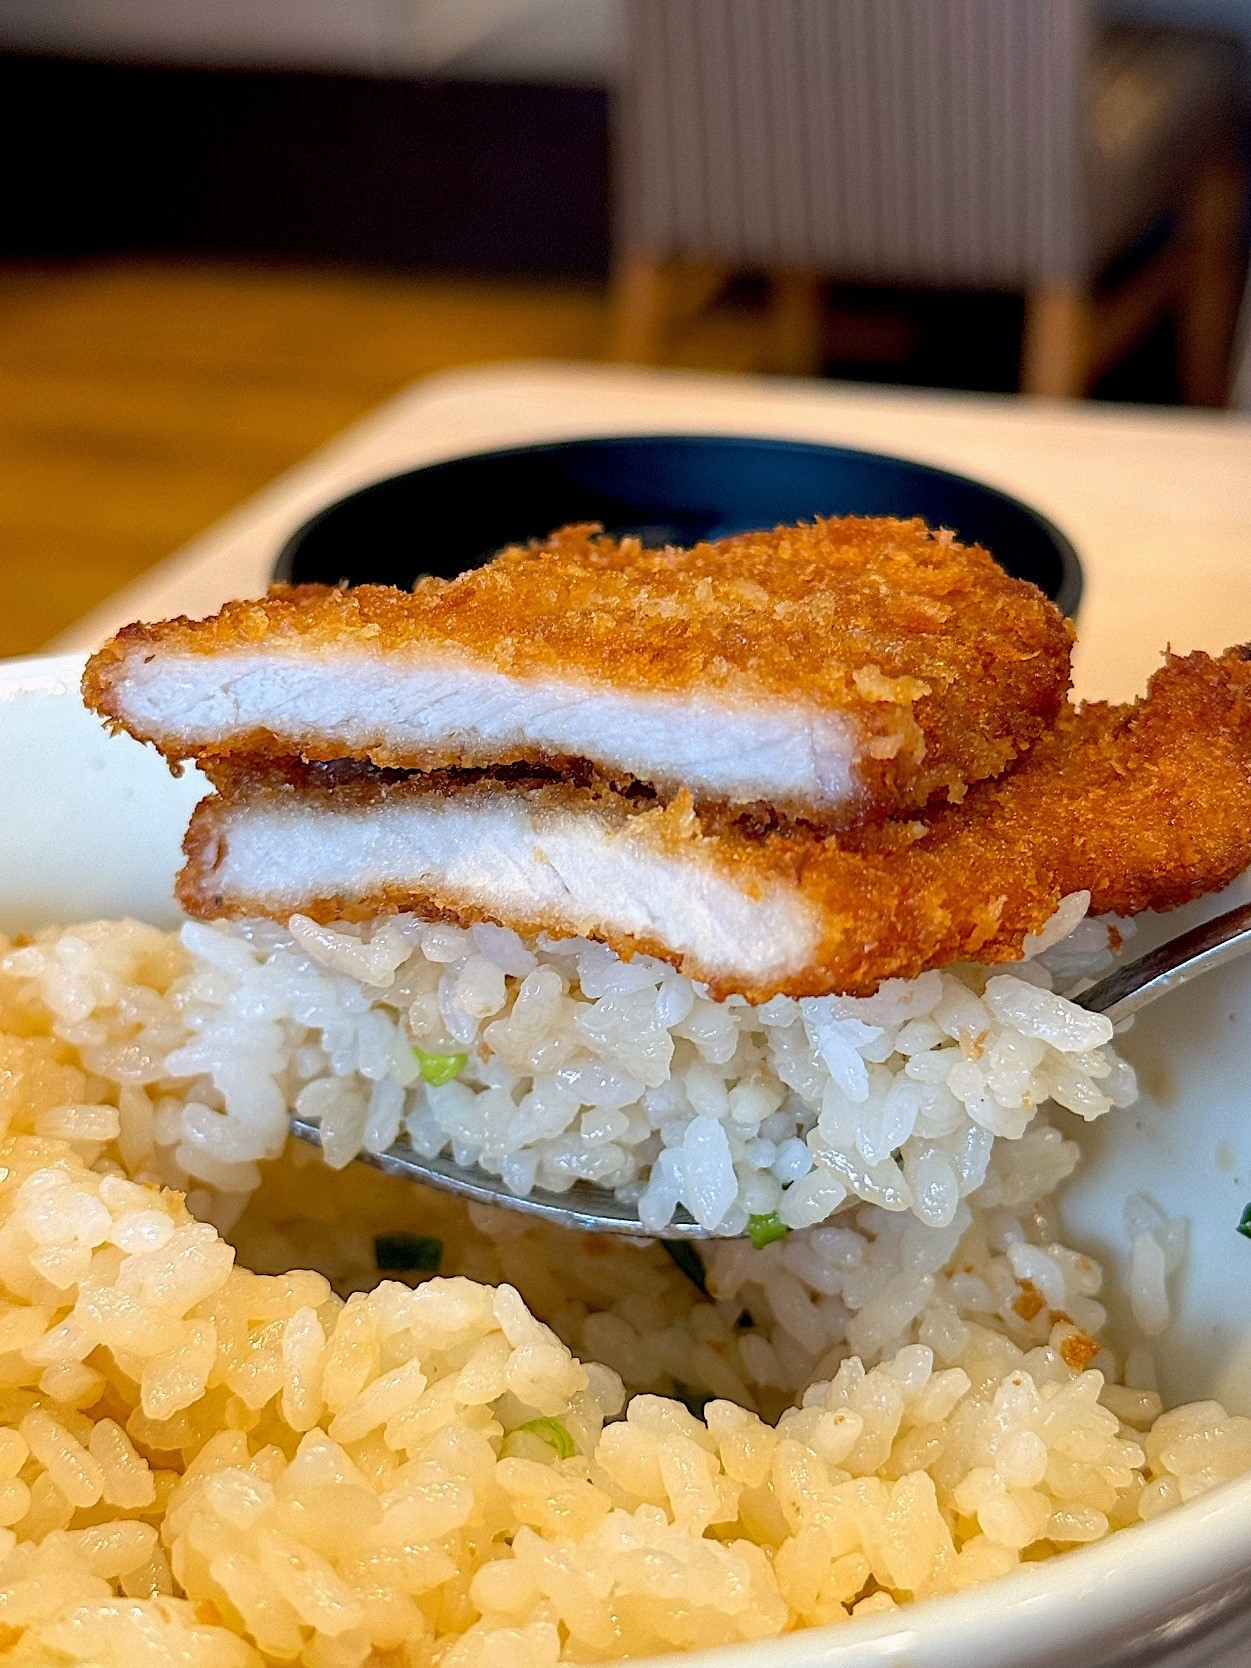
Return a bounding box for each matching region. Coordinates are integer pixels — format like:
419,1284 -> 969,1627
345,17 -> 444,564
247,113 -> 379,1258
275,434 -> 1081,615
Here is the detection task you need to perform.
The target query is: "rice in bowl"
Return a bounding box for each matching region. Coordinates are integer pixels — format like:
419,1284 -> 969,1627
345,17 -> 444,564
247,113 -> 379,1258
0,909 -> 1246,1666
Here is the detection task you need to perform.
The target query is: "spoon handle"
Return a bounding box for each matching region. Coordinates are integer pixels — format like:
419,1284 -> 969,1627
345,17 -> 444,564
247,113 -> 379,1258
1075,899 -> 1251,1024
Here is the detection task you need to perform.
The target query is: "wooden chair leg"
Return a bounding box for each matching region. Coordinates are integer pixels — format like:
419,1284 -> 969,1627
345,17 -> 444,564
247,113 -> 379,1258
768,272 -> 824,375
1021,284 -> 1092,397
608,257 -> 732,364
608,255 -> 669,363
1232,279 -> 1251,411
1177,154 -> 1247,407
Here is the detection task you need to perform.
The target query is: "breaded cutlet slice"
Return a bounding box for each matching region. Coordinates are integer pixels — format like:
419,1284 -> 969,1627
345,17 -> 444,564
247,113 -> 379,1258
178,648 -> 1251,1002
84,517 -> 1072,824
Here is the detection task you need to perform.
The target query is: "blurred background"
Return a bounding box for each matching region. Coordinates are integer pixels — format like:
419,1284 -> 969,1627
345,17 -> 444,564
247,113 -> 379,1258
1,0 -> 1249,657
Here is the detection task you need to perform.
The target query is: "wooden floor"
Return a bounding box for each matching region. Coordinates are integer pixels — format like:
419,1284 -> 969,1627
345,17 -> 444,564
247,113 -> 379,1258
0,257 -> 795,659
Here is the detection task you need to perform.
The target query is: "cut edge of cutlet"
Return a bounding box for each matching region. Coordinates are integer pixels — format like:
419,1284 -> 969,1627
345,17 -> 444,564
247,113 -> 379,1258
82,516 -> 1075,827
176,647 -> 1251,1003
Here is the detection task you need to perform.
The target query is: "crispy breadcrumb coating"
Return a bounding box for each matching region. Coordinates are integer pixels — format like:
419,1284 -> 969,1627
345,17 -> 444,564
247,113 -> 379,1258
177,649 -> 1251,1002
83,517 -> 1073,824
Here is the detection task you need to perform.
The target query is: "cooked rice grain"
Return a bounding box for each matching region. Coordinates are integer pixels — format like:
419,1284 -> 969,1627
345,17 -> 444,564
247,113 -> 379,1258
3,898 -> 1135,1238
0,917 -> 1245,1665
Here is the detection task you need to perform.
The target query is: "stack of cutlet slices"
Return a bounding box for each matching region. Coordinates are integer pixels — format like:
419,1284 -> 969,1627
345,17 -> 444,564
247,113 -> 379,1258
84,517 -> 1251,1002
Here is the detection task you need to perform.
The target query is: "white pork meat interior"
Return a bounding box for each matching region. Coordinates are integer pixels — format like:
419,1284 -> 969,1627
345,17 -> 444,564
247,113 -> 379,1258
192,781 -> 821,988
108,647 -> 864,811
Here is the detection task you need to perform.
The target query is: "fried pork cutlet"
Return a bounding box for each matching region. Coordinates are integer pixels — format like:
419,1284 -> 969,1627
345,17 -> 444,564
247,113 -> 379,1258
84,517 -> 1072,825
178,649 -> 1251,1002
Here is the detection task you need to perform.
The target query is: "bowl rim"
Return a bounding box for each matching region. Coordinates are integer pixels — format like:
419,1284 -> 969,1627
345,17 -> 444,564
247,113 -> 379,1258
272,431 -> 1084,619
639,1465 -> 1251,1668
11,652 -> 1251,1668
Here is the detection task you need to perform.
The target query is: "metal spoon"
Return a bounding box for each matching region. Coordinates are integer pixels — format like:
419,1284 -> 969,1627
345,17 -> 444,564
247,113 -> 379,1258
288,900 -> 1251,1240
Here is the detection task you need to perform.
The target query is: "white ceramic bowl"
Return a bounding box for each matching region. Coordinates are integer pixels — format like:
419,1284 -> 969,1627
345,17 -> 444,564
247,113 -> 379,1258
5,651 -> 1251,1668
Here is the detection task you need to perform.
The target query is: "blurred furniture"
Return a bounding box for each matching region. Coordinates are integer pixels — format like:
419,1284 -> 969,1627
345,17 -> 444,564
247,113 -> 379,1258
1234,271 -> 1251,406
0,0 -> 612,78
610,0 -> 1247,400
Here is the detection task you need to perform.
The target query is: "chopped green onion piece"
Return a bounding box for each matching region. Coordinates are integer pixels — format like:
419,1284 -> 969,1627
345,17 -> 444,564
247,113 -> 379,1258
662,1240 -> 708,1293
413,1046 -> 469,1086
516,1417 -> 575,1459
1238,1204 -> 1251,1240
747,1212 -> 789,1250
374,1232 -> 443,1273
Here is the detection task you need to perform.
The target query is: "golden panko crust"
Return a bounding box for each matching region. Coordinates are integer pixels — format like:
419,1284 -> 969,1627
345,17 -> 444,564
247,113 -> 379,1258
178,649 -> 1251,1002
83,516 -> 1074,823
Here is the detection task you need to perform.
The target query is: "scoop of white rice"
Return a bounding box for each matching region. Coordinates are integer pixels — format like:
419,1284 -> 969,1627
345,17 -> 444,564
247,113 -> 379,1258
0,910 -> 1244,1665
2,894 -> 1135,1239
